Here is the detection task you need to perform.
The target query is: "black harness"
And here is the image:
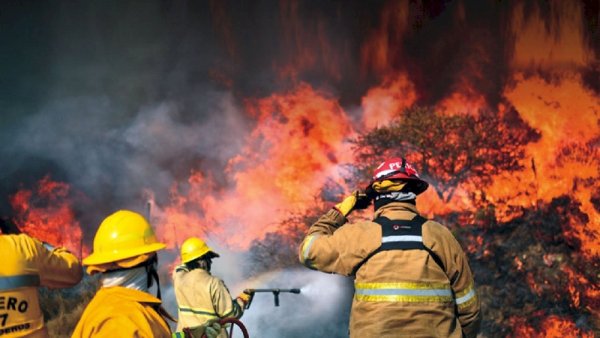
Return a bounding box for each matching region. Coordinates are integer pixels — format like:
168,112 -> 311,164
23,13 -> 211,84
352,215 -> 446,276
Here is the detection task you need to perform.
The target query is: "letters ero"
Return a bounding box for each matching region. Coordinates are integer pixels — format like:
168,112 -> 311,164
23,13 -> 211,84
0,296 -> 29,335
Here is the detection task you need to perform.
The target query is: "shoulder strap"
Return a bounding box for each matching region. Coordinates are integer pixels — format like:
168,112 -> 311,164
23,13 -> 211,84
351,215 -> 446,276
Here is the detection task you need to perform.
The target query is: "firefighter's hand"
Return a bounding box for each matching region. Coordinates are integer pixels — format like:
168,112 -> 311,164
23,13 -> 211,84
237,290 -> 254,309
334,190 -> 372,217
204,322 -> 222,338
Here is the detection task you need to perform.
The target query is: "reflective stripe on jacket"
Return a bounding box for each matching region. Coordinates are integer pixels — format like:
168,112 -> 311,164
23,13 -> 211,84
0,234 -> 82,338
299,202 -> 481,338
71,286 -> 171,338
173,266 -> 244,338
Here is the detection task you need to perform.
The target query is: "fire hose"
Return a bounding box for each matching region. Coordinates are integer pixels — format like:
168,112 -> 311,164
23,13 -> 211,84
196,318 -> 249,338
184,288 -> 301,338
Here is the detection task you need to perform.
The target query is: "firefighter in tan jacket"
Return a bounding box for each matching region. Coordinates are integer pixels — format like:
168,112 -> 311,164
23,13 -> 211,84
172,237 -> 252,338
72,210 -> 173,338
299,157 -> 481,338
0,219 -> 83,338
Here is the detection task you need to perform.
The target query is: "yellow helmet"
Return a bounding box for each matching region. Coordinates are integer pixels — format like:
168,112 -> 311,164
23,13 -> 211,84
83,210 -> 166,266
181,237 -> 219,263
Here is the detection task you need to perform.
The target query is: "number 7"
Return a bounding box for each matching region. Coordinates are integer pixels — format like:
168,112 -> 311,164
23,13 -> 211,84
0,313 -> 7,326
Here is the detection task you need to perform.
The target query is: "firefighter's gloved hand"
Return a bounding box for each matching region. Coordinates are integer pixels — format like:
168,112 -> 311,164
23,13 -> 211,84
334,190 -> 372,217
204,322 -> 222,338
237,290 -> 254,309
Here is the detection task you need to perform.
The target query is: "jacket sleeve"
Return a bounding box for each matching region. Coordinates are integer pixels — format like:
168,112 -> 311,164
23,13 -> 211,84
429,225 -> 481,338
31,237 -> 83,288
298,209 -> 379,276
211,278 -> 244,319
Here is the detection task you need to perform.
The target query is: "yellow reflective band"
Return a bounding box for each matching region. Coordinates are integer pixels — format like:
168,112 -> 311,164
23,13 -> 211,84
355,281 -> 450,290
355,294 -> 453,303
354,281 -> 453,303
301,235 -> 318,264
455,282 -> 477,309
178,306 -> 218,317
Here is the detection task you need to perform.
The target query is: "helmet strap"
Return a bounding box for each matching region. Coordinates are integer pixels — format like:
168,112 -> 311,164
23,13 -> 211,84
145,255 -> 161,300
374,194 -> 416,210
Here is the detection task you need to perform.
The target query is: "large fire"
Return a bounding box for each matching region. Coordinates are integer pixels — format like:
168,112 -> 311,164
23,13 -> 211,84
3,1 -> 598,336
9,175 -> 84,257
154,84 -> 355,249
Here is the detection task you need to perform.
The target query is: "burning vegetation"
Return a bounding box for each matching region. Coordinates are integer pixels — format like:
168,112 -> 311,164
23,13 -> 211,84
1,0 -> 598,337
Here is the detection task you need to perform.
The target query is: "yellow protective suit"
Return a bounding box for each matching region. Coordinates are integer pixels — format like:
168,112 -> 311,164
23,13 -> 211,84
173,266 -> 244,338
0,234 -> 82,338
71,286 -> 171,338
299,202 -> 481,338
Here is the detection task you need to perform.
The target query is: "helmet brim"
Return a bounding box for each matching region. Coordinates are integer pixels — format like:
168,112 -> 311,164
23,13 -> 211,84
83,242 -> 166,266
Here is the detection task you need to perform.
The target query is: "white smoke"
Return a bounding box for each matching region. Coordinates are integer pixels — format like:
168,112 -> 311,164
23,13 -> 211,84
235,269 -> 353,338
160,245 -> 353,338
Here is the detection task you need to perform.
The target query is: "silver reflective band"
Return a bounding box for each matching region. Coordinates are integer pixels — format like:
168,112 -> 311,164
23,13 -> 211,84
355,288 -> 452,297
0,274 -> 41,290
455,288 -> 476,304
381,235 -> 422,243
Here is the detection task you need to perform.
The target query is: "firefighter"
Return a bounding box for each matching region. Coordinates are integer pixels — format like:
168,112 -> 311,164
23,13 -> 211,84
72,210 -> 172,338
0,218 -> 83,338
299,157 -> 481,338
172,237 -> 252,338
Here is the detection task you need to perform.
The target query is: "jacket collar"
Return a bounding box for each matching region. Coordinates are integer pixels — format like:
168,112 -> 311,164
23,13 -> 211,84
373,201 -> 420,219
99,285 -> 162,304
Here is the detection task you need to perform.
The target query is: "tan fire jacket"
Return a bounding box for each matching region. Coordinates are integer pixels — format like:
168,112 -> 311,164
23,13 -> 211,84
71,286 -> 171,338
299,202 -> 481,338
173,266 -> 244,338
0,234 -> 83,338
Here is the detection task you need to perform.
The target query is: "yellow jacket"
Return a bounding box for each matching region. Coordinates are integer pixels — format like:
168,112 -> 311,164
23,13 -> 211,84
299,202 -> 481,338
173,266 -> 244,337
71,286 -> 171,338
0,234 -> 82,338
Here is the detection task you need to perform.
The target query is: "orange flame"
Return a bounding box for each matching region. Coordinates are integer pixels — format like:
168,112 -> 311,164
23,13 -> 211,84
9,175 -> 84,257
561,264 -> 600,310
361,73 -> 417,130
357,0 -> 600,260
276,0 -> 344,82
510,315 -> 594,338
154,83 -> 355,249
360,1 -> 409,77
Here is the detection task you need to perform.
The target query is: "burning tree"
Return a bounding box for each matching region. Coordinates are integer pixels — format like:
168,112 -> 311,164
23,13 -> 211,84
463,195 -> 599,337
348,105 -> 598,336
352,106 -> 540,202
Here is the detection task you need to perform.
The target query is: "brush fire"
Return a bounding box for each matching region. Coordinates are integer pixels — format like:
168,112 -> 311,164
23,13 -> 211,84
0,1 -> 598,337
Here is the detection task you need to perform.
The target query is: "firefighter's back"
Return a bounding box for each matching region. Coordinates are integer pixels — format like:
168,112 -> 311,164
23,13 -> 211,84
349,212 -> 463,337
173,266 -> 227,332
71,286 -> 170,338
0,234 -> 82,338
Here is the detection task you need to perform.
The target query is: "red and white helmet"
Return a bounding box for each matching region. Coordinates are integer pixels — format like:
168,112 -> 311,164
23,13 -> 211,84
371,157 -> 429,195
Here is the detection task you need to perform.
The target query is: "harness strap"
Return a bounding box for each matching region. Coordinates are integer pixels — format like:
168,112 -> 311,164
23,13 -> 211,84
351,215 -> 446,275
0,274 -> 40,290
